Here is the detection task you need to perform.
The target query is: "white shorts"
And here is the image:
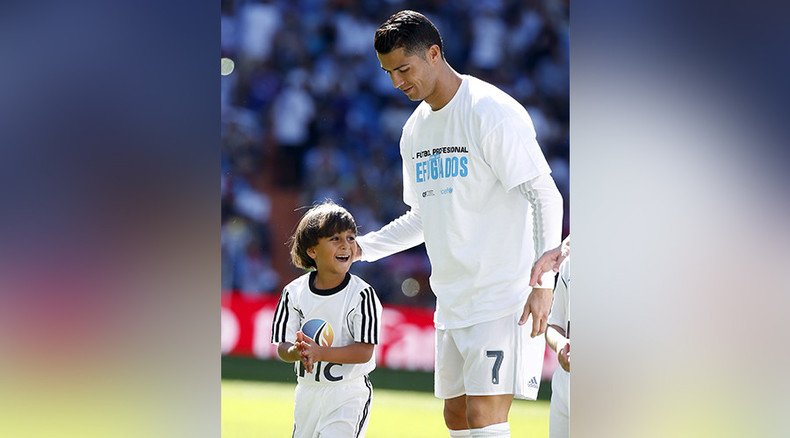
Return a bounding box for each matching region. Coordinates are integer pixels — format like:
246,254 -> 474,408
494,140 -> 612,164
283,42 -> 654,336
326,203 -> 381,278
293,375 -> 373,438
549,368 -> 570,438
434,312 -> 546,400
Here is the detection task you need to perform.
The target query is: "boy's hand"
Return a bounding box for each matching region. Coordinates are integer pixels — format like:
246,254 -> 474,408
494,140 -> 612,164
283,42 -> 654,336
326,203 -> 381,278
296,333 -> 322,373
295,331 -> 306,347
294,331 -> 314,373
558,342 -> 571,372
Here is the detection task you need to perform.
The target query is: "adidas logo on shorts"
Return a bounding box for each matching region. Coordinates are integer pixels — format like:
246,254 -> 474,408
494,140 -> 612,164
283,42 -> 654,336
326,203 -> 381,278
527,376 -> 539,389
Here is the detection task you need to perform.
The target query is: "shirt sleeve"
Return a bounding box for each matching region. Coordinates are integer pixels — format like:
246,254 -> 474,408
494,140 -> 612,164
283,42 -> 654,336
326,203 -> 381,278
356,208 -> 424,262
355,134 -> 426,262
479,115 -> 552,192
270,288 -> 301,344
519,173 -> 564,289
348,286 -> 383,344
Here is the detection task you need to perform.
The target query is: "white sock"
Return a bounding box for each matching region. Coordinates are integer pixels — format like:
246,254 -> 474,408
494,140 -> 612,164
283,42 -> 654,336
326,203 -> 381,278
449,429 -> 471,437
470,422 -> 510,437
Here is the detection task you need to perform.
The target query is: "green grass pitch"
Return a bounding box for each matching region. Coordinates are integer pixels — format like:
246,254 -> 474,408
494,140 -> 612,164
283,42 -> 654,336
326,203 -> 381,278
222,379 -> 549,437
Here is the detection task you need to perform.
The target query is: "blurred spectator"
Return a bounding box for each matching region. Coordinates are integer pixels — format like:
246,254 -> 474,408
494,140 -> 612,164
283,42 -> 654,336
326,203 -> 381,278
237,240 -> 279,295
272,69 -> 315,186
238,0 -> 281,62
333,8 -> 377,57
469,6 -> 507,71
221,214 -> 252,289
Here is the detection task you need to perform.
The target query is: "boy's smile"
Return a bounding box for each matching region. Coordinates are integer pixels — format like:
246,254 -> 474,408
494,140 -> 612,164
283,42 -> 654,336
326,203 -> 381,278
307,229 -> 357,289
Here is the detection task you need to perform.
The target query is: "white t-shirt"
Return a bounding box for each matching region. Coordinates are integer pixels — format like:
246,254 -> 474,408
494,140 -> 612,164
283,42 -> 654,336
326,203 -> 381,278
271,272 -> 382,385
358,75 -> 561,329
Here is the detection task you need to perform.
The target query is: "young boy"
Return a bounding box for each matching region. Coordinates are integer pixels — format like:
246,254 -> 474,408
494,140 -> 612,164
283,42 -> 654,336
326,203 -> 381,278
271,201 -> 382,438
545,256 -> 571,438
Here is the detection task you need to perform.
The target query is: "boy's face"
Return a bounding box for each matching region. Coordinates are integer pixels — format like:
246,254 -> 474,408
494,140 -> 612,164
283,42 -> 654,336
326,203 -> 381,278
307,229 -> 357,277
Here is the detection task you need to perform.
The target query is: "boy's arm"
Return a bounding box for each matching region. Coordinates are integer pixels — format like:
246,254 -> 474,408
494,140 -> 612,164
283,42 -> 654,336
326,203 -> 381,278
271,287 -> 302,350
297,338 -> 375,366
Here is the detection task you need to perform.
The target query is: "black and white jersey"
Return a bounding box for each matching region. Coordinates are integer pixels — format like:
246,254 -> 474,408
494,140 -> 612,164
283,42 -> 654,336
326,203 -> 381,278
271,272 -> 382,385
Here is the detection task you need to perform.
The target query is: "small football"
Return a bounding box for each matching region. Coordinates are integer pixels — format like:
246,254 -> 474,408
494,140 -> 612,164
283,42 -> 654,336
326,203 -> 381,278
300,319 -> 334,347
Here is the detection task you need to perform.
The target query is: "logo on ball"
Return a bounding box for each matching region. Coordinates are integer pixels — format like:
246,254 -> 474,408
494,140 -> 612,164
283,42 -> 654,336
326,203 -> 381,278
301,319 -> 334,346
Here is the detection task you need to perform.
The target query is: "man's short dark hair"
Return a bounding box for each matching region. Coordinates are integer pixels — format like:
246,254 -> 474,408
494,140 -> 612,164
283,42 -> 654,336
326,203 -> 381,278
374,10 -> 443,58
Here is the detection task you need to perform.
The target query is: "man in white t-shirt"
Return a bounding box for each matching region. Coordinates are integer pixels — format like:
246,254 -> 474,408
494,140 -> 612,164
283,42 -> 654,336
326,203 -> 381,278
355,10 -> 563,438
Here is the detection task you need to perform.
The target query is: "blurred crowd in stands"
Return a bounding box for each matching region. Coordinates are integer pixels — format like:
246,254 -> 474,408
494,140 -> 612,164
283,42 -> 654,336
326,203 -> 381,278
221,0 -> 569,306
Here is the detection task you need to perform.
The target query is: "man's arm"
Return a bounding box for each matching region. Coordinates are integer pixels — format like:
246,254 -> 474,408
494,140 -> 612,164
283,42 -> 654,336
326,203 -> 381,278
519,173 -> 563,287
355,208 -> 424,262
518,173 -> 563,337
355,141 -> 425,262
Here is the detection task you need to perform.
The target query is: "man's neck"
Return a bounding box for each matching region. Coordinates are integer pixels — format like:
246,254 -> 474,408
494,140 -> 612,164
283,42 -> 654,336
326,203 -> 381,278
425,65 -> 462,111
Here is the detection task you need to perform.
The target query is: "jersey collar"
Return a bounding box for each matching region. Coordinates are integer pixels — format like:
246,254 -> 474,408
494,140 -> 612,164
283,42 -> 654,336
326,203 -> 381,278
309,271 -> 351,296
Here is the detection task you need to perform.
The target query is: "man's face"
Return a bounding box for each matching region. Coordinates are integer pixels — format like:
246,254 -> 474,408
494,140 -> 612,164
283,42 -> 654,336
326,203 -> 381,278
377,46 -> 438,102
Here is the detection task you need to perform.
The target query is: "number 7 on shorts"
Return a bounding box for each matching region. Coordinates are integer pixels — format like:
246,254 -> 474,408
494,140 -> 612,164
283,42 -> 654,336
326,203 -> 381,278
486,350 -> 504,384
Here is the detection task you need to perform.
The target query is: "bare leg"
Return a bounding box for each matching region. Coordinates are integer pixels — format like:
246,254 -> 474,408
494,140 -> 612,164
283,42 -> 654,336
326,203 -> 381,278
465,394 -> 513,429
444,395 -> 469,430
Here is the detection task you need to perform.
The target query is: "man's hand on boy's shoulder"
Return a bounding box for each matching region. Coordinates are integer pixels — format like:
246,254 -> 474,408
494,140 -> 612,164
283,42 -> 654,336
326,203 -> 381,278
352,241 -> 363,262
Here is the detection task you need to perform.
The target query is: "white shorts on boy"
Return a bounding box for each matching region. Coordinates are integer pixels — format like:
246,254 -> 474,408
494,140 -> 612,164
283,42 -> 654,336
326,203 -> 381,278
435,311 -> 545,400
292,375 -> 373,438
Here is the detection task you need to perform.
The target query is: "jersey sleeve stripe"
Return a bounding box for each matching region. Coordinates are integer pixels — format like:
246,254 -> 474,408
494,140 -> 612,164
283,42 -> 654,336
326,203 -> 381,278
368,288 -> 379,343
365,288 -> 374,343
271,293 -> 282,342
359,289 -> 369,343
271,290 -> 289,342
371,289 -> 379,343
